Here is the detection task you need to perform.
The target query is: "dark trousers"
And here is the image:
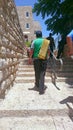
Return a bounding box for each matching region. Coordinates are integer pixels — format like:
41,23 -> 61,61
33,59 -> 47,92
50,48 -> 53,58
57,47 -> 64,58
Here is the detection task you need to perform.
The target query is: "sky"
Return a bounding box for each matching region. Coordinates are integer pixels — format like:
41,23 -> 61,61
14,0 -> 49,37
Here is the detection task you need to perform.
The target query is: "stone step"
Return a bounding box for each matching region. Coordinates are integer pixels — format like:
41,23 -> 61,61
17,71 -> 73,77
16,65 -> 73,83
18,67 -> 73,72
0,77 -> 73,130
0,109 -> 70,117
18,67 -> 73,71
61,67 -> 73,71
17,66 -> 73,73
19,63 -> 73,67
20,66 -> 73,72
56,71 -> 73,76
51,72 -> 73,77
19,65 -> 34,68
17,58 -> 73,83
62,57 -> 73,61
18,68 -> 34,71
19,64 -> 73,71
20,59 -> 73,67
0,82 -> 73,112
62,60 -> 73,63
0,114 -> 73,130
15,77 -> 73,83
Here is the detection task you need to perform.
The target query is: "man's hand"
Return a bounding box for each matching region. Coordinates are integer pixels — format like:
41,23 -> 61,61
28,58 -> 32,64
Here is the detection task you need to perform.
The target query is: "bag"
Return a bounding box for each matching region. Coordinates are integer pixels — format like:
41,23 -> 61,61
38,39 -> 50,59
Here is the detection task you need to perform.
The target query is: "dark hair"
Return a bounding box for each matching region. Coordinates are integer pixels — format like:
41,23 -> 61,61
49,33 -> 52,37
36,31 -> 42,38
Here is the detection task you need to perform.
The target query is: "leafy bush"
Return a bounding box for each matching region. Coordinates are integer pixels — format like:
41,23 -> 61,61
25,41 -> 31,47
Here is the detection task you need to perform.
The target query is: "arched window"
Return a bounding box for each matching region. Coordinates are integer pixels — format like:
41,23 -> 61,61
26,12 -> 29,17
26,23 -> 30,29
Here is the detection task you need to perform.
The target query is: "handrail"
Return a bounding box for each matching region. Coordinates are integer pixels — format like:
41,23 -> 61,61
49,50 -> 63,70
47,50 -> 63,89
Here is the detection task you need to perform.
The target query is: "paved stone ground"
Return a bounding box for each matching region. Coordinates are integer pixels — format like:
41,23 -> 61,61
0,81 -> 73,129
0,116 -> 73,130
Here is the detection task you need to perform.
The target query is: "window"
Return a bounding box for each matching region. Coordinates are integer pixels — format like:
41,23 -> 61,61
26,23 -> 30,29
26,12 -> 29,17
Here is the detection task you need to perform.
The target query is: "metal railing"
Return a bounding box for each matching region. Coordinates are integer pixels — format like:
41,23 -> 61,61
47,50 -> 63,90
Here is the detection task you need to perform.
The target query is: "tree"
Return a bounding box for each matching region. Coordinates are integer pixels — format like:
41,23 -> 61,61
33,0 -> 73,37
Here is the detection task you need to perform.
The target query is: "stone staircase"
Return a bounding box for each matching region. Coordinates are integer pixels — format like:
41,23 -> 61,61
0,57 -> 73,130
15,57 -> 73,84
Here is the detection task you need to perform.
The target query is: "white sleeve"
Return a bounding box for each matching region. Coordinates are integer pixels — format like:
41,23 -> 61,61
31,41 -> 34,49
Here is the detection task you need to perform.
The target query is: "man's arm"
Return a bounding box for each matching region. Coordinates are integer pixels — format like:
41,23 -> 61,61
28,41 -> 34,64
30,41 -> 34,58
29,49 -> 33,58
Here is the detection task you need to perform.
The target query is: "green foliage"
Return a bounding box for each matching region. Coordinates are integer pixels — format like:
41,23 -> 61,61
25,41 -> 31,47
33,0 -> 73,37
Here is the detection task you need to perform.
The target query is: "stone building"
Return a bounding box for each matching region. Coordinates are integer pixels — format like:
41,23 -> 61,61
16,6 -> 41,42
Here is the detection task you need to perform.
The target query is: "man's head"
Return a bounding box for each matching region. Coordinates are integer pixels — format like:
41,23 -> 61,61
36,31 -> 42,38
49,33 -> 52,37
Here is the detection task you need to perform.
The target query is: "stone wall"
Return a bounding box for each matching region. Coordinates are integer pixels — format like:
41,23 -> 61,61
0,0 -> 25,98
